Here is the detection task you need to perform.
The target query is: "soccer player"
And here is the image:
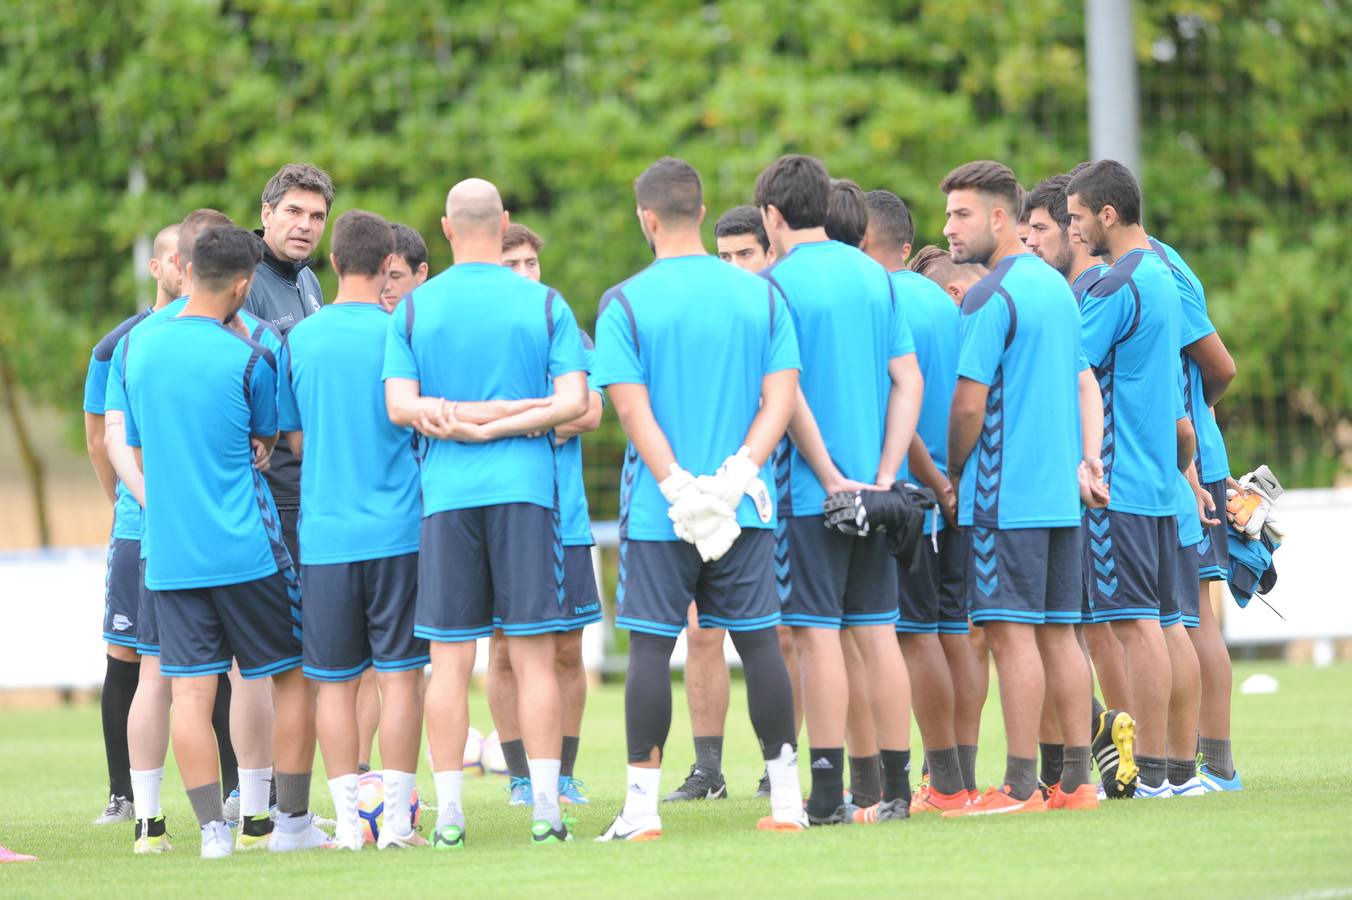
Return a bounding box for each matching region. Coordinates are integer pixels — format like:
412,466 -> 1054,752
1067,160 -> 1199,798
358,222 -> 431,773
757,154 -> 922,824
910,244 -> 987,305
593,156 -> 805,840
277,210 -> 429,850
484,220 -> 604,808
938,160 -> 1106,816
1024,173 -> 1139,797
383,178 -> 589,848
825,178 -> 868,247
122,225 -> 325,857
715,205 -> 776,272
862,188 -> 982,810
1147,235 -> 1242,791
669,204 -> 801,803
83,223 -> 179,825
244,162 -> 333,567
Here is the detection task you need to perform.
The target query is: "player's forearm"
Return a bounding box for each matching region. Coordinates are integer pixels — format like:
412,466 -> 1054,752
877,355 -> 923,484
103,413 -> 145,506
1186,334 -> 1236,407
84,413 -> 118,504
608,384 -> 678,480
907,435 -> 948,496
554,390 -> 604,440
385,379 -> 432,428
740,370 -> 798,467
455,398 -> 546,425
481,373 -> 589,439
1176,416 -> 1197,473
787,386 -> 846,487
1078,369 -> 1104,462
284,431 -> 302,458
946,379 -> 987,480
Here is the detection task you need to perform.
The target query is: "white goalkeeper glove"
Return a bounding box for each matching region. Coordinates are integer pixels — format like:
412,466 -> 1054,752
694,513 -> 742,563
695,446 -> 773,524
661,463 -> 739,553
1227,464 -> 1283,541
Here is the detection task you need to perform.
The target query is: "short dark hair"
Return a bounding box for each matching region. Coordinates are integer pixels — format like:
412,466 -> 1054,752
192,226 -> 263,290
633,156 -> 703,224
1066,159 -> 1141,226
391,223 -> 428,272
503,223 -> 543,253
754,154 -> 829,230
261,163 -> 335,212
939,160 -> 1022,215
825,179 -> 868,247
1026,174 -> 1073,232
331,210 -> 394,277
864,189 -> 915,251
714,205 -> 769,252
178,209 -> 234,266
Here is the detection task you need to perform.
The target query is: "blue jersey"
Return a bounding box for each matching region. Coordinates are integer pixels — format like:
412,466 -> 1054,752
592,254 -> 800,541
891,269 -> 958,533
556,332 -> 598,547
105,298 -> 283,561
1174,471 -> 1202,549
278,302 -> 421,565
1081,249 -> 1185,517
85,309 -> 151,540
956,253 -> 1085,529
1071,263 -> 1110,305
760,241 -> 913,516
123,316 -> 284,590
1150,238 -> 1230,484
382,263 -> 587,516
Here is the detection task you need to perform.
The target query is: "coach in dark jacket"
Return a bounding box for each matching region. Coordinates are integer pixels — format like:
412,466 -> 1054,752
245,162 -> 334,563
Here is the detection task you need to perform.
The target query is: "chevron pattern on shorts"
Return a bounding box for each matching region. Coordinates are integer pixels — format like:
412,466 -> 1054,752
972,527 -> 998,596
1097,353 -> 1116,483
1087,508 -> 1118,598
551,444 -> 566,611
974,371 -> 1005,524
772,439 -> 792,602
616,444 -> 638,609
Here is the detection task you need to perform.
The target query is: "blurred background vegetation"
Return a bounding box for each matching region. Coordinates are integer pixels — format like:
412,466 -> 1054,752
2,0 -> 1349,544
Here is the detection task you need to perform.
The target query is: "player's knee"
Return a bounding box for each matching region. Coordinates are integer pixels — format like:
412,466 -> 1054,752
107,643 -> 140,663
554,632 -> 584,672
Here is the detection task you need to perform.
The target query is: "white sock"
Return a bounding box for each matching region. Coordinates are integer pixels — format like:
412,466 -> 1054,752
238,766 -> 272,818
275,810 -> 309,834
130,767 -> 164,820
766,743 -> 803,818
433,770 -> 464,828
326,773 -> 360,839
622,765 -> 662,821
528,758 -> 562,827
383,770 -> 416,837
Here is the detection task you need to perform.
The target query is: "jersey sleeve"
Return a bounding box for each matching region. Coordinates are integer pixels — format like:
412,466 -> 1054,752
249,355 -> 279,438
83,353 -> 110,415
955,295 -> 1010,386
592,294 -> 645,387
104,336 -> 131,414
381,298 -> 420,382
1176,274 -> 1216,347
890,294 -> 917,360
277,341 -> 301,432
765,286 -> 801,374
1079,283 -> 1134,368
547,295 -> 587,378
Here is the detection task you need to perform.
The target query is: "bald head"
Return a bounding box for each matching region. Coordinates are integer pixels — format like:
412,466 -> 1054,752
445,178 -> 505,237
153,224 -> 180,258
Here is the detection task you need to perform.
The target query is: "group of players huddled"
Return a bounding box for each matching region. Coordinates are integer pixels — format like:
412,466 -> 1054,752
82,150 -> 1253,857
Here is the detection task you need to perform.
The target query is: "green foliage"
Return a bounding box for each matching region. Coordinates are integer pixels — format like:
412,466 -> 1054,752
1,0 -> 1347,514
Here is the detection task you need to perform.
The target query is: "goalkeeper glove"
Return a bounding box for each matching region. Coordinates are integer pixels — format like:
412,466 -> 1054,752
662,463 -> 740,554
695,446 -> 773,524
822,482 -> 937,569
1226,464 -> 1283,541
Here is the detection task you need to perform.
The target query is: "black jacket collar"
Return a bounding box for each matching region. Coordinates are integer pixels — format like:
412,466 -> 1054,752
255,228 -> 314,281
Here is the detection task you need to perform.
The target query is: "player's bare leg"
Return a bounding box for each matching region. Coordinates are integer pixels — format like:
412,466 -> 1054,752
1110,619 -> 1172,792
1163,622 -> 1202,792
426,640 -> 476,840
355,669 -> 379,772
506,634 -> 565,830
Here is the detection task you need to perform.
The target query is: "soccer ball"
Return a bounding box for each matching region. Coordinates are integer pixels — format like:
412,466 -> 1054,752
482,729 -> 510,776
355,771 -> 420,844
463,726 -> 485,775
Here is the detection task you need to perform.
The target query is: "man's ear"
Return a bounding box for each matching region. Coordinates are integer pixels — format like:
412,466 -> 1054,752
1100,204 -> 1119,229
329,252 -> 340,275
261,202 -> 274,230
441,216 -> 454,244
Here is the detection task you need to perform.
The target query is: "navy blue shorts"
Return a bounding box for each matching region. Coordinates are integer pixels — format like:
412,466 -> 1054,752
135,559 -> 160,657
301,552 -> 428,681
103,537 -> 140,649
1084,509 -> 1177,623
1196,480 -> 1230,582
278,505 -> 301,576
780,515 -> 899,629
556,546 -> 602,630
896,527 -> 968,635
1176,541 -> 1201,629
966,525 -> 1082,626
156,568 -> 303,679
415,504 -> 564,642
616,530 -> 778,637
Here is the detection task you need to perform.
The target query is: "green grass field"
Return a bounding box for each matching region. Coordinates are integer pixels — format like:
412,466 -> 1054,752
2,661 -> 1351,898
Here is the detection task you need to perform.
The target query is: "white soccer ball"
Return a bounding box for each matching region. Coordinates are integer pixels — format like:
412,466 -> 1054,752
482,729 -> 510,776
356,771 -> 420,844
463,726 -> 485,775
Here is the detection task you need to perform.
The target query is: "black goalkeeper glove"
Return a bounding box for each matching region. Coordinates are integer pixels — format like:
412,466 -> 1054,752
822,482 -> 938,570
